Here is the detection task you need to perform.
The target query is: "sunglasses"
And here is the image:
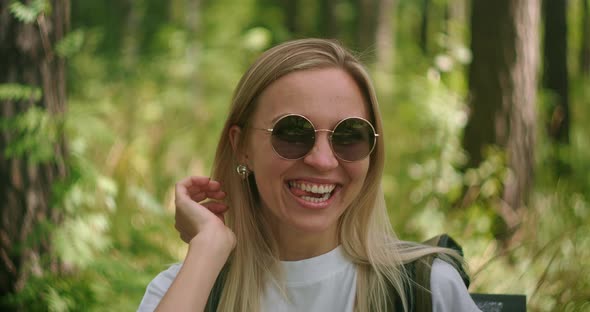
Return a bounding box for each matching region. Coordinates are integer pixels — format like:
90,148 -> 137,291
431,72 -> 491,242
252,114 -> 379,162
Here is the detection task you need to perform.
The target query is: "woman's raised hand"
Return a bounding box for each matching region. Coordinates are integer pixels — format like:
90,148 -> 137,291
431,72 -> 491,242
150,177 -> 235,311
174,176 -> 235,252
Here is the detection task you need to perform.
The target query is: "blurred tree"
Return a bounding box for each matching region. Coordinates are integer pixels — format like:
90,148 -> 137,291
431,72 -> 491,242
0,0 -> 70,309
419,0 -> 431,54
121,0 -> 141,67
356,0 -> 378,52
376,0 -> 396,73
444,0 -> 467,42
462,0 -> 540,229
581,0 -> 590,75
319,0 -> 338,38
282,0 -> 299,35
71,0 -> 128,59
185,0 -> 202,104
543,0 -> 570,145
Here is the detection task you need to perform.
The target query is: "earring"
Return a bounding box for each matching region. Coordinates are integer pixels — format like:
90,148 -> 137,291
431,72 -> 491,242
236,164 -> 250,179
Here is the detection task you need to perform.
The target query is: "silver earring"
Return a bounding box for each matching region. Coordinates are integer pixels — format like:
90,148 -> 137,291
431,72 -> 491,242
236,164 -> 250,179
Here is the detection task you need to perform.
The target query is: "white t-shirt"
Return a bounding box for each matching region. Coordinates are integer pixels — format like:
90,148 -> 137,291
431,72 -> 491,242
138,246 -> 481,312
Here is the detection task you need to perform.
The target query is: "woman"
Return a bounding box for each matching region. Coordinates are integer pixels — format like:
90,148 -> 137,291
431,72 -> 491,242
138,38 -> 481,312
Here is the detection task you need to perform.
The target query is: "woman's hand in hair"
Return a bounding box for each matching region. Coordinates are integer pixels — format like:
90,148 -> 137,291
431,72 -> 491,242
151,177 -> 234,312
174,176 -> 235,254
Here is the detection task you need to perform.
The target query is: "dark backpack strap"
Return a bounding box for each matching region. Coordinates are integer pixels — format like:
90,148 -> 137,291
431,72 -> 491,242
413,255 -> 435,312
204,265 -> 228,312
424,234 -> 470,288
206,235 -> 468,312
394,234 -> 470,312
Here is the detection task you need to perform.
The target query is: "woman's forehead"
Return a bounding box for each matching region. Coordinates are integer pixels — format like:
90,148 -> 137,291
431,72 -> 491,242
251,68 -> 370,125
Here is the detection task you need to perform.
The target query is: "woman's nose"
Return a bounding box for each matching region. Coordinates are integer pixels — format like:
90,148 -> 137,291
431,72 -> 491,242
303,131 -> 339,171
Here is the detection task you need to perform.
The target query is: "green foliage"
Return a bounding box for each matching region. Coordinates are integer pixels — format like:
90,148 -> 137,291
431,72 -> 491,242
9,0 -> 49,24
6,1 -> 587,311
56,29 -> 85,58
0,106 -> 61,164
1,269 -> 98,312
0,83 -> 42,101
53,214 -> 111,268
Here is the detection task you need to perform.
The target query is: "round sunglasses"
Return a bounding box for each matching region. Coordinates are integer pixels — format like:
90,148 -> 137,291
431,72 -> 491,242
252,114 -> 379,162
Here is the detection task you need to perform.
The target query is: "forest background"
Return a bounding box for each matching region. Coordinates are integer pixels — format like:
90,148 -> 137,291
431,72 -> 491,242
1,0 -> 589,311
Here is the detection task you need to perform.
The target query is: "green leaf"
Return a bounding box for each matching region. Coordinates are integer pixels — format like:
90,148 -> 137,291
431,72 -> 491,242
46,286 -> 74,312
0,106 -> 60,164
9,0 -> 48,24
0,83 -> 42,101
54,214 -> 111,268
56,29 -> 85,58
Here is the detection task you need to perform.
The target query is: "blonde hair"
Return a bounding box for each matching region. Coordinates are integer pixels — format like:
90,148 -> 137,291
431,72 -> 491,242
210,38 -> 458,312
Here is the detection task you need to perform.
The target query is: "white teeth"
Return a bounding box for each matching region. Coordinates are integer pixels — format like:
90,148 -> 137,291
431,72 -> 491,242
300,193 -> 331,203
288,181 -> 336,194
288,181 -> 336,204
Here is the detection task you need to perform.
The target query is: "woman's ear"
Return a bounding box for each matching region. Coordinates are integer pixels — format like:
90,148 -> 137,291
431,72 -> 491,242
229,125 -> 248,164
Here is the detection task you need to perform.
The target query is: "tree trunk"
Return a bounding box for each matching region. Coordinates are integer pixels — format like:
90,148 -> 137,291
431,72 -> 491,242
375,0 -> 396,75
357,0 -> 378,52
463,0 -> 539,217
283,0 -> 299,35
419,0 -> 431,54
543,0 -> 570,144
0,0 -> 69,306
121,0 -> 141,67
319,0 -> 338,38
581,0 -> 590,75
445,0 -> 467,43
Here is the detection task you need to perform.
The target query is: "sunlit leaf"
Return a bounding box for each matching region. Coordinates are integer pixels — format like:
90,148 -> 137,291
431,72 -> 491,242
9,0 -> 48,24
0,83 -> 42,101
56,29 -> 85,58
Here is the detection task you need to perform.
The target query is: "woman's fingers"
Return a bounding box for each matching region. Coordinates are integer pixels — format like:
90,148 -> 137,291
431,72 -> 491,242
201,201 -> 228,214
175,176 -> 229,234
186,178 -> 220,193
176,176 -> 226,204
205,190 -> 226,200
184,178 -> 225,202
187,189 -> 225,202
201,201 -> 229,223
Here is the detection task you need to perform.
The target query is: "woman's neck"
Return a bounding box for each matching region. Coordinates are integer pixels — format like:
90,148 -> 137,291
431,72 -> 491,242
273,225 -> 340,261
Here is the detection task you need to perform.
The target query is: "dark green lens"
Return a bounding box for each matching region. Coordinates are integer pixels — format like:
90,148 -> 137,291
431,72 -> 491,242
331,118 -> 375,161
271,115 -> 315,159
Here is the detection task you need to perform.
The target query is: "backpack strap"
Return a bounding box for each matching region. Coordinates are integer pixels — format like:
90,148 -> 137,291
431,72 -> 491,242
204,264 -> 228,312
204,234 -> 469,312
413,254 -> 435,312
423,234 -> 470,288
406,234 -> 470,312
393,234 -> 470,312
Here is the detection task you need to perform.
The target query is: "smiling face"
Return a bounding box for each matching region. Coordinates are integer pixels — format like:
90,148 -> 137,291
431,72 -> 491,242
242,67 -> 371,248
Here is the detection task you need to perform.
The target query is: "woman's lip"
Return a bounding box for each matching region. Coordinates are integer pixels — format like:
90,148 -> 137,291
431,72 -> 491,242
286,177 -> 341,185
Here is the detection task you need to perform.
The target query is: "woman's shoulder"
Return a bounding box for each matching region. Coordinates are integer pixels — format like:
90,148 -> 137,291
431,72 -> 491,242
137,263 -> 182,311
430,259 -> 481,312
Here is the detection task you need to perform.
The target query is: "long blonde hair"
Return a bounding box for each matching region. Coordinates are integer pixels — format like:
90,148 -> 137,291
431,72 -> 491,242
210,38 -> 457,312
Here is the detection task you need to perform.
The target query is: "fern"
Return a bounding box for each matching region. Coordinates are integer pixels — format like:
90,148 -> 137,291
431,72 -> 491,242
54,213 -> 111,269
0,83 -> 42,101
0,106 -> 60,164
56,29 -> 85,58
9,0 -> 49,24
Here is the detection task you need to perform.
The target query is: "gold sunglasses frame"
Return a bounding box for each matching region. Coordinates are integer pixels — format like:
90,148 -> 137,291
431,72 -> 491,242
251,113 -> 379,162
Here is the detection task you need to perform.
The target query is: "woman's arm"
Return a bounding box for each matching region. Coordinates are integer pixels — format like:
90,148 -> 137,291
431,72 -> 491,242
139,176 -> 235,312
154,227 -> 234,312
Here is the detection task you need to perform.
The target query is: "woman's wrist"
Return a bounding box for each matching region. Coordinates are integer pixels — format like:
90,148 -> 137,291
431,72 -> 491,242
189,227 -> 235,259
